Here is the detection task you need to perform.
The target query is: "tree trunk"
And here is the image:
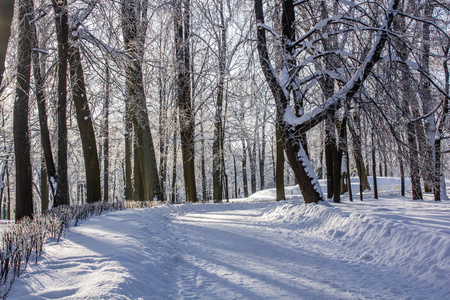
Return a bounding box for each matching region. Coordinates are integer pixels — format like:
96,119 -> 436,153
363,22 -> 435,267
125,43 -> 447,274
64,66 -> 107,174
122,0 -> 162,201
435,41 -> 449,200
0,0 -> 14,91
399,147 -> 405,197
103,63 -> 110,202
233,154 -> 238,199
174,0 -> 197,203
419,2 -> 436,196
372,132 -> 378,199
275,127 -> 285,201
68,41 -> 101,204
249,138 -> 257,194
124,110 -> 133,200
171,118 -> 178,203
259,113 -> 266,190
158,69 -> 168,201
40,157 -> 49,212
242,139 -> 249,198
393,7 -> 423,200
14,0 -> 34,220
200,123 -> 207,201
32,23 -> 57,199
134,142 -> 144,201
52,0 -> 70,207
348,113 -> 371,192
213,0 -> 227,203
325,116 -> 335,199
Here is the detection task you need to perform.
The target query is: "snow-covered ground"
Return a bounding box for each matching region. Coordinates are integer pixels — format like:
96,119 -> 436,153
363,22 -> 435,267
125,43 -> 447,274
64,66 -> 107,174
12,177 -> 450,299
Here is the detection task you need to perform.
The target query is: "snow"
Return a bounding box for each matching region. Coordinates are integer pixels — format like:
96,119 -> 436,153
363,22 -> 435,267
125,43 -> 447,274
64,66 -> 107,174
12,177 -> 450,299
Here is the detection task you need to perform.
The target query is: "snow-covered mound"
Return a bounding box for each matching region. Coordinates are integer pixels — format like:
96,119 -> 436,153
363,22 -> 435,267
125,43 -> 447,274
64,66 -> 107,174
261,199 -> 450,292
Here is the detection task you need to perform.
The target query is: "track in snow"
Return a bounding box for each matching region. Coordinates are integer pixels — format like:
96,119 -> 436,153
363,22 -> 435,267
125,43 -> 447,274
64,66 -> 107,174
13,202 -> 448,299
170,205 -> 437,299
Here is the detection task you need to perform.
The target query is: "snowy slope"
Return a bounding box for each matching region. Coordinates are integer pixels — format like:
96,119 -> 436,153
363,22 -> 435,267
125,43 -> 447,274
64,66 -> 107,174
12,180 -> 450,299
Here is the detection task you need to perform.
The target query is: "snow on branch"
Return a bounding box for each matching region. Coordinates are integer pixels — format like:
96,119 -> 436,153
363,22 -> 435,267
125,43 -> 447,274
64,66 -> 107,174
285,0 -> 401,133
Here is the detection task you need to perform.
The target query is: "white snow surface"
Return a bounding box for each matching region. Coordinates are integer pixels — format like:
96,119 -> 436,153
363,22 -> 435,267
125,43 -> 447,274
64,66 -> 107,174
13,178 -> 450,299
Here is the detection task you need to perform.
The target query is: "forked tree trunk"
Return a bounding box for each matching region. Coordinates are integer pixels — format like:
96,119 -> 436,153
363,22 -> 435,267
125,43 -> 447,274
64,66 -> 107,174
254,0 -> 399,203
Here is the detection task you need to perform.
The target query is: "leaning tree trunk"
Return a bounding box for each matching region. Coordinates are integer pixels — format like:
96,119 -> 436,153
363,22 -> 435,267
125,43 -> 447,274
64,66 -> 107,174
14,0 -> 34,221
68,41 -> 101,204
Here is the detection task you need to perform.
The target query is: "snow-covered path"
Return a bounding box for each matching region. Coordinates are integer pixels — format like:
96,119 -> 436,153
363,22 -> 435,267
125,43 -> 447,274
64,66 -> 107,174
12,199 -> 450,299
171,206 -> 441,299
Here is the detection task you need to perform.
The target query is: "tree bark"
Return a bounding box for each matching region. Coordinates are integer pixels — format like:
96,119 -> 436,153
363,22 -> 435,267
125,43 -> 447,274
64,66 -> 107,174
124,110 -> 133,200
372,132 -> 378,199
275,127 -> 285,201
212,0 -> 227,203
0,0 -> 14,91
14,0 -> 34,220
68,40 -> 101,204
103,63 -> 110,202
32,23 -> 57,199
52,0 -> 70,207
122,0 -> 162,201
200,122 -> 207,201
419,2 -> 437,198
242,139 -> 249,198
40,157 -> 48,212
393,6 -> 423,200
174,0 -> 197,203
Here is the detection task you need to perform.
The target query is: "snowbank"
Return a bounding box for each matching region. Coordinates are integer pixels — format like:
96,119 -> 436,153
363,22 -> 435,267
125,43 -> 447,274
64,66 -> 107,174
260,199 -> 450,292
